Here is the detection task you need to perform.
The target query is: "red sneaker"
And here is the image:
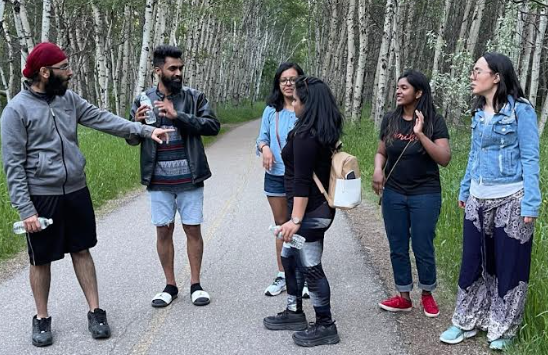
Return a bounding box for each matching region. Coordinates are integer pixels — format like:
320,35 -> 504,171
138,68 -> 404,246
378,296 -> 412,312
421,294 -> 440,317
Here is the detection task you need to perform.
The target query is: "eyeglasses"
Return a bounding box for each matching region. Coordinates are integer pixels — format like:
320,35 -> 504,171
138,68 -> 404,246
279,77 -> 297,86
47,64 -> 71,71
470,68 -> 493,80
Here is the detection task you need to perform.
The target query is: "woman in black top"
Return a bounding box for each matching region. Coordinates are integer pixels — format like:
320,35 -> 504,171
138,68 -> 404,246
263,76 -> 343,347
372,70 -> 451,317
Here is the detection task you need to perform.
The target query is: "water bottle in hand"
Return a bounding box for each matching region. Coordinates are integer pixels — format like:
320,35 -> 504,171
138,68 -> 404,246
13,217 -> 53,235
269,225 -> 305,249
139,92 -> 156,124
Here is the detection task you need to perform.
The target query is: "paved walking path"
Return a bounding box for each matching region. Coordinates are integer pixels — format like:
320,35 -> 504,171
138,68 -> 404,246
0,120 -> 406,355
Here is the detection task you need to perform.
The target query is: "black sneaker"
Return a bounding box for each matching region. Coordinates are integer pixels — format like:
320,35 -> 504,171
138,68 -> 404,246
292,322 -> 340,347
32,315 -> 53,347
263,309 -> 307,331
87,308 -> 111,339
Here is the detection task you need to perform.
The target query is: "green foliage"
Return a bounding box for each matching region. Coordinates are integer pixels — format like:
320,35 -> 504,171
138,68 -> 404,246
216,101 -> 265,124
486,2 -> 520,63
430,39 -> 474,123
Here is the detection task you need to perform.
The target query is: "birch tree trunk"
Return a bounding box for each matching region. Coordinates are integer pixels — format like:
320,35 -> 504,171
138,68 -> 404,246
119,4 -> 131,116
343,0 -> 356,116
519,8 -> 536,91
350,0 -> 371,121
372,0 -> 396,127
466,0 -> 486,57
528,8 -> 547,108
41,0 -> 52,42
0,0 -> 13,99
91,4 -> 108,109
135,0 -> 156,97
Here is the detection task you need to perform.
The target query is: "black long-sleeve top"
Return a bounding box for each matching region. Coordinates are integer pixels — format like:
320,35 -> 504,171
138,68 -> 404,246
282,133 -> 332,211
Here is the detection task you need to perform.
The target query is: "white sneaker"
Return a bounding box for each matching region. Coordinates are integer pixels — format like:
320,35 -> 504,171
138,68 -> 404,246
265,276 -> 286,296
302,282 -> 310,298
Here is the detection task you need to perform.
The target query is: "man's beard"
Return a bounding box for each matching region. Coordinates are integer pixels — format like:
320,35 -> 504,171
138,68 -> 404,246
161,75 -> 182,93
45,71 -> 69,96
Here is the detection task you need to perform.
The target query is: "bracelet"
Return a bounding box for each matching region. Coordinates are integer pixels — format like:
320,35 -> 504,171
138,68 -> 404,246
259,144 -> 268,152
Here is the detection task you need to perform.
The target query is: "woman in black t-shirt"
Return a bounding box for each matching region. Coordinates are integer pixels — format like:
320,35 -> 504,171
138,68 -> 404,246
372,70 -> 451,317
263,76 -> 343,347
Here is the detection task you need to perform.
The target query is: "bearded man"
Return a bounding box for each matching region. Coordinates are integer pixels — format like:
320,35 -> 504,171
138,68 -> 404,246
0,42 -> 172,347
127,45 -> 220,309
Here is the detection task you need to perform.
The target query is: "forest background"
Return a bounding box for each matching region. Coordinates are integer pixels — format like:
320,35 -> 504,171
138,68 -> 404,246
0,0 -> 547,353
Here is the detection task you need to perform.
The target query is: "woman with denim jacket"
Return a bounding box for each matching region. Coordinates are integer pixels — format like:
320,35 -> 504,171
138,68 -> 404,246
373,70 -> 451,318
440,53 -> 540,351
256,63 -> 310,298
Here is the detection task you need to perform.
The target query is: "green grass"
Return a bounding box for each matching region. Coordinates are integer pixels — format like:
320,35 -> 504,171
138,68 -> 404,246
344,109 -> 548,353
0,102 -> 264,260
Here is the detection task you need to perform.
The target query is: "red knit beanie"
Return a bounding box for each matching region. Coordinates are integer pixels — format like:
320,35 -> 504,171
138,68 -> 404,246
22,42 -> 68,78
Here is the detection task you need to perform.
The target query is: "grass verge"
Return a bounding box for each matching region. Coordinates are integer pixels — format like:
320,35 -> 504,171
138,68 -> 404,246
0,101 -> 265,260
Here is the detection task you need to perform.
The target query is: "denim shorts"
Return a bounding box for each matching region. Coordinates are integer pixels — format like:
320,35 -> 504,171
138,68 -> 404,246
148,187 -> 204,226
264,172 -> 286,197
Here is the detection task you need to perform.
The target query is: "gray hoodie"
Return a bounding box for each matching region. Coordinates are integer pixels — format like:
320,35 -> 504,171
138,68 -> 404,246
1,87 -> 154,220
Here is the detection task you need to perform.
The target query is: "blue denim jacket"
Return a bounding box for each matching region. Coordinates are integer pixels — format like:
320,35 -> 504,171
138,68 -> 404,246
459,96 -> 541,217
256,106 -> 296,176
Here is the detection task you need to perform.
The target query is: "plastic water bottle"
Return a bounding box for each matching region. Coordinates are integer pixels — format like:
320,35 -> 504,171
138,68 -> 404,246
139,92 -> 156,124
269,225 -> 306,249
13,217 -> 53,235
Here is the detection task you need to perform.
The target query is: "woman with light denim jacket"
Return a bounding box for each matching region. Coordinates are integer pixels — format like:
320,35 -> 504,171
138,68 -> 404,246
256,62 -> 310,298
440,53 -> 540,351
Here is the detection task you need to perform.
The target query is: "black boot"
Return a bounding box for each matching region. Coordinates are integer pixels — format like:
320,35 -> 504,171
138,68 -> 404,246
263,309 -> 307,331
292,321 -> 340,347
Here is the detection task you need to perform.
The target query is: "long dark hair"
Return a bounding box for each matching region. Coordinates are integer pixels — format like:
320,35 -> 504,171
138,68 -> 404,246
266,62 -> 304,112
473,52 -> 526,113
384,70 -> 436,145
288,76 -> 343,147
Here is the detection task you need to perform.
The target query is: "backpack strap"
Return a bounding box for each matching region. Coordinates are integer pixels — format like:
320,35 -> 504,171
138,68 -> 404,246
312,141 -> 341,205
313,173 -> 331,204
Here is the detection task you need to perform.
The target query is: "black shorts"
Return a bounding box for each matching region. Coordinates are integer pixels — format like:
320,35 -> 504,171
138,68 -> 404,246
27,187 -> 97,265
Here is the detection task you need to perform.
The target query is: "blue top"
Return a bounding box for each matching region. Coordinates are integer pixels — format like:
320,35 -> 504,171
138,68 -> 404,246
459,96 -> 541,217
256,106 -> 297,176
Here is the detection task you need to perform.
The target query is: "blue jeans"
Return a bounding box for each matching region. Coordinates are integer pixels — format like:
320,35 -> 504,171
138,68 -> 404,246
381,188 -> 441,292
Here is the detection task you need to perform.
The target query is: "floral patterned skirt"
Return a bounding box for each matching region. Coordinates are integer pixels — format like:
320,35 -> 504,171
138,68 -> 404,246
452,189 -> 534,341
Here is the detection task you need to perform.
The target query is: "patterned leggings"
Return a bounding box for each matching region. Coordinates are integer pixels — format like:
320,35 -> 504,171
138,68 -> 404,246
283,202 -> 334,324
452,190 -> 534,341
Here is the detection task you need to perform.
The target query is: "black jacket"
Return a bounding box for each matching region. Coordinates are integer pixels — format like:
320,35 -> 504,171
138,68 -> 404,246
127,86 -> 220,186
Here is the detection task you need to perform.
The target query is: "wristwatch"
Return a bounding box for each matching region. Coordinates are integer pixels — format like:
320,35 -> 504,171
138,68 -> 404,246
291,216 -> 302,225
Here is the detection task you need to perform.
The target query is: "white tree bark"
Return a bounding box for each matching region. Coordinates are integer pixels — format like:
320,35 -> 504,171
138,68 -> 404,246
350,0 -> 371,121
91,4 -> 109,109
119,4 -> 131,116
41,0 -> 52,42
466,0 -> 486,56
343,0 -> 356,116
135,0 -> 156,97
528,7 -> 547,108
0,0 -> 13,99
372,0 -> 396,126
519,7 -> 536,93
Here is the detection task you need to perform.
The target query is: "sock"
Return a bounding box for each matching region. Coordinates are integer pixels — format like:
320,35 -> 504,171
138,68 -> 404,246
191,283 -> 203,294
163,284 -> 178,296
277,271 -> 285,278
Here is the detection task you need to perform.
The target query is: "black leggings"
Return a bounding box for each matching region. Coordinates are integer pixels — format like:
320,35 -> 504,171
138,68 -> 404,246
283,202 -> 334,323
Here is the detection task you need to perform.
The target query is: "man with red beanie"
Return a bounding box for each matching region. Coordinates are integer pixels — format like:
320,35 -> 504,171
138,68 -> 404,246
1,42 -> 172,347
